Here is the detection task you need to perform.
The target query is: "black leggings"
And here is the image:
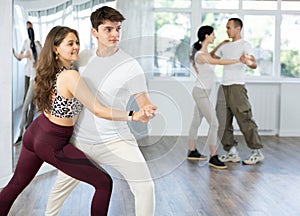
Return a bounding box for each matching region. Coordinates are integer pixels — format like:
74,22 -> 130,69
0,114 -> 112,216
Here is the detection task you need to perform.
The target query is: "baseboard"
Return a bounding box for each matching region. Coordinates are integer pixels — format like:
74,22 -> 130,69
279,130 -> 300,137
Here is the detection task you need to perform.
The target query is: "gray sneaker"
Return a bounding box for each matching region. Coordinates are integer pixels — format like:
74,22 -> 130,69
242,150 -> 264,165
219,152 -> 241,163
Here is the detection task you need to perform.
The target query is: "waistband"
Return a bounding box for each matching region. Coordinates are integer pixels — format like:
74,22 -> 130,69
36,113 -> 74,137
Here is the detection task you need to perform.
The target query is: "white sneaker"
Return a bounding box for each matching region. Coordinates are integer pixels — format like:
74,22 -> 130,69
242,150 -> 264,165
219,152 -> 241,163
229,146 -> 238,154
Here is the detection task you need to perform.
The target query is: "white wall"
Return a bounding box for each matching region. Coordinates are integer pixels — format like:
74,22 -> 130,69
279,83 -> 300,136
148,79 -> 195,136
147,80 -> 300,137
0,0 -> 13,185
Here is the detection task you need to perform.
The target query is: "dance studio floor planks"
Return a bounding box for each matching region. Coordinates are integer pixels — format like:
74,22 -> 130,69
6,136 -> 300,216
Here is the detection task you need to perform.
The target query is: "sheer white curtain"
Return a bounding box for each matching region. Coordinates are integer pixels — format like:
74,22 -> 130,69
116,0 -> 155,75
116,0 -> 155,139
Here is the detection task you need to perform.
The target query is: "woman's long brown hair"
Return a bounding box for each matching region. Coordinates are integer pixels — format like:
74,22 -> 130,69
34,26 -> 79,113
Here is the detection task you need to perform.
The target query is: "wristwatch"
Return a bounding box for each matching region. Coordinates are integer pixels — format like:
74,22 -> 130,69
128,110 -> 134,121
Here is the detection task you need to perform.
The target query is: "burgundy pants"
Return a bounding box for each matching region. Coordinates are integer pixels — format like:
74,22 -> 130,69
0,113 -> 112,216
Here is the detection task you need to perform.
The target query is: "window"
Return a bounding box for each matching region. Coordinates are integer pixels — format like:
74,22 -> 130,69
242,0 -> 277,10
154,0 -> 191,8
154,12 -> 191,77
281,14 -> 300,78
244,15 -> 275,77
202,0 -> 239,9
281,0 -> 300,11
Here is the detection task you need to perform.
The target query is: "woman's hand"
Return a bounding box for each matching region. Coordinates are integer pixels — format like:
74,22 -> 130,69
132,105 -> 157,123
221,39 -> 230,45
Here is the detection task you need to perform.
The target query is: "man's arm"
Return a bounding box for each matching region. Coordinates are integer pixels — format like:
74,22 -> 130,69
13,49 -> 30,61
12,48 -> 22,61
13,39 -> 30,61
134,92 -> 157,117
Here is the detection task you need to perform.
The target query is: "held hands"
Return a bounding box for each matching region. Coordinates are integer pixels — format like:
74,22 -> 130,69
240,53 -> 257,69
132,105 -> 157,123
240,54 -> 254,66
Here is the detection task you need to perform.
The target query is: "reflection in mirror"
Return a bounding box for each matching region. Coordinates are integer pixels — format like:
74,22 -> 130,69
12,0 -> 117,170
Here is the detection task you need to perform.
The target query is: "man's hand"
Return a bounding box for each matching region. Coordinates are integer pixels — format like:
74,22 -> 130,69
240,53 -> 257,69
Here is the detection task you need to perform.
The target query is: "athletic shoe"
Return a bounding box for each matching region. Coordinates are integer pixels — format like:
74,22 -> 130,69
219,152 -> 241,163
209,155 -> 227,169
187,149 -> 207,161
242,150 -> 264,165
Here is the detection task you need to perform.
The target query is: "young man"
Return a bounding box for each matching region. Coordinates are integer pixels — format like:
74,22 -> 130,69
45,6 -> 157,216
211,18 -> 264,165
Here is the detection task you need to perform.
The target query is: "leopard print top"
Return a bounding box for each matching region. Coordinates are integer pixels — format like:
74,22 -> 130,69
50,66 -> 83,118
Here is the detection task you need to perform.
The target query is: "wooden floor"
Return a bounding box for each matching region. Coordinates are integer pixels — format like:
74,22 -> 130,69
5,136 -> 300,216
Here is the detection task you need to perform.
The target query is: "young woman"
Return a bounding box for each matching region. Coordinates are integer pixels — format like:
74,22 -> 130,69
0,26 -> 153,216
187,25 -> 241,169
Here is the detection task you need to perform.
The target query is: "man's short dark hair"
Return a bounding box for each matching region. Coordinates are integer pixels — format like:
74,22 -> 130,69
90,6 -> 125,30
229,18 -> 243,29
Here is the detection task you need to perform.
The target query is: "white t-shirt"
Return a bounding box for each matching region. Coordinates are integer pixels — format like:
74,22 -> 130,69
72,49 -> 148,144
21,39 -> 41,79
215,39 -> 253,85
194,51 -> 216,90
